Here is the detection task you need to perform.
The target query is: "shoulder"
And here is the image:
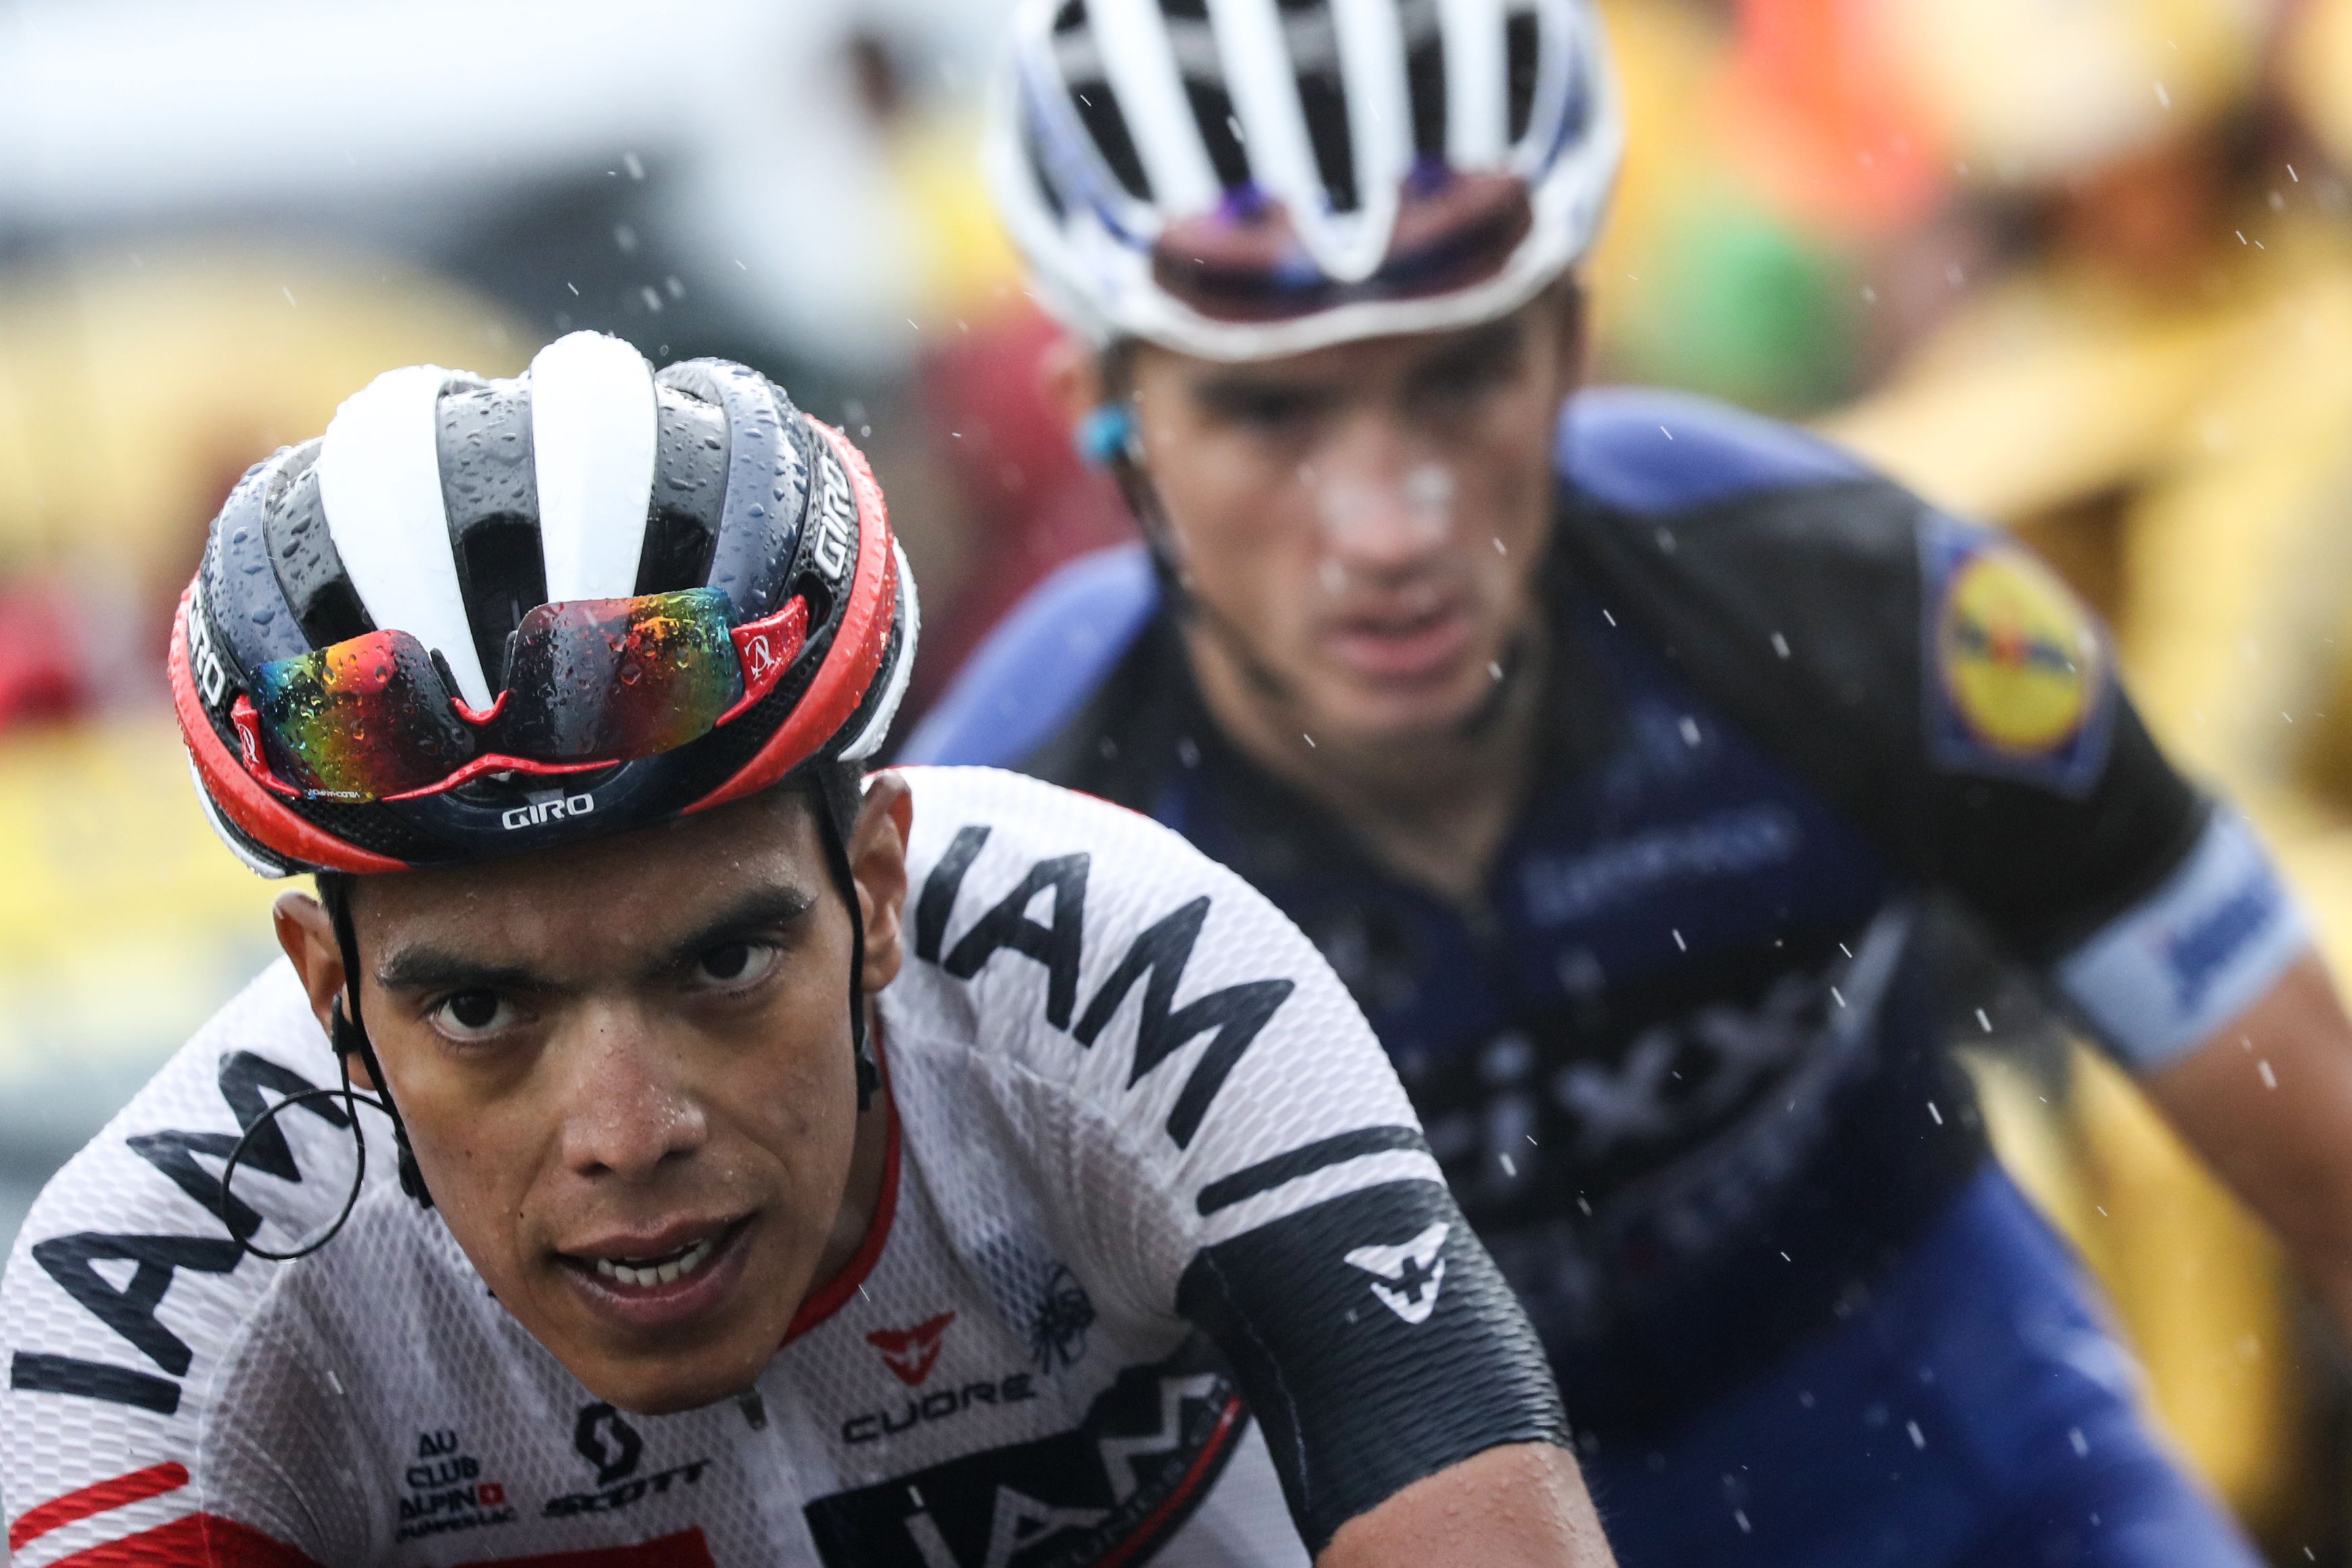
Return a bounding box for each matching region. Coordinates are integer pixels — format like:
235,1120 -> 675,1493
884,765 -> 1413,1165
2,963 -> 387,1541
898,545 -> 1162,770
1557,385 -> 1870,516
5,962 -> 366,1280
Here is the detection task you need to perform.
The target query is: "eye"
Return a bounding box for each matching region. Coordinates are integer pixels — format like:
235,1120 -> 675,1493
429,990 -> 521,1042
690,940 -> 779,991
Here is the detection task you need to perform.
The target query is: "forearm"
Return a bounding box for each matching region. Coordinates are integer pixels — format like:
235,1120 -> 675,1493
2146,951 -> 2352,1335
1320,1442 -> 1617,1568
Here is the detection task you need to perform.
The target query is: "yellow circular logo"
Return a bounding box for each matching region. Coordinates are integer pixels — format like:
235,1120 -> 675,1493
1938,547 -> 2100,754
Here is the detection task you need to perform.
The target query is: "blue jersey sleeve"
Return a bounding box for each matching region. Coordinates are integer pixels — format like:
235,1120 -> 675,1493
900,545 -> 1160,770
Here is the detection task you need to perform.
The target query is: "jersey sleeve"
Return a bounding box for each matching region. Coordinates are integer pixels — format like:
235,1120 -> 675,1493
1879,512 -> 2307,1069
893,766 -> 1569,1554
1565,449 -> 2310,1073
2,965 -> 372,1567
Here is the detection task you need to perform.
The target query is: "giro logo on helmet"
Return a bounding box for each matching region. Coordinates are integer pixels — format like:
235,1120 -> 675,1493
501,793 -> 596,831
812,450 -> 854,583
186,593 -> 230,712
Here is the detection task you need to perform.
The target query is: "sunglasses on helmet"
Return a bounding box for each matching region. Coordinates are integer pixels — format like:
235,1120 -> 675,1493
229,588 -> 809,804
1149,171 -> 1536,325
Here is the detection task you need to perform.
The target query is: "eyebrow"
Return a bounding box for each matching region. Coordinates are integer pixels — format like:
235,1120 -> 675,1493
651,886 -> 821,976
372,884 -> 821,995
1187,368 -> 1345,415
1407,317 -> 1526,384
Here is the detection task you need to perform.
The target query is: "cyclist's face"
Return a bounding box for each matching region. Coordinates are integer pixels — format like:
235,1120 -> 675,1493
276,780 -> 911,1414
1122,291 -> 1579,746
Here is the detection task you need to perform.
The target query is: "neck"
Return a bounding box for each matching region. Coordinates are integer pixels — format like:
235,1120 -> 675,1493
810,1016 -> 892,1294
1185,619 -> 1548,907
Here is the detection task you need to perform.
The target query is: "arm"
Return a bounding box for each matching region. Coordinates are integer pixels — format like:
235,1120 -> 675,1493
1322,1441 -> 1615,1568
2143,951 -> 2352,1334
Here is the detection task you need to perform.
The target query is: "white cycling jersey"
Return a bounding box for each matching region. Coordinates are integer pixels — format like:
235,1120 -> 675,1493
3,767 -> 1563,1568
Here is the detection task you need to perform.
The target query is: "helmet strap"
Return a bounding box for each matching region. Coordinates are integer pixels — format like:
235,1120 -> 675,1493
1098,433 -> 1301,710
327,892 -> 434,1209
810,764 -> 881,1111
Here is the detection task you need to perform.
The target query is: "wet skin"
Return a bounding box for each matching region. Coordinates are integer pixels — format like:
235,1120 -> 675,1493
1053,288 -> 1586,898
276,778 -> 911,1415
1112,290 -> 1582,754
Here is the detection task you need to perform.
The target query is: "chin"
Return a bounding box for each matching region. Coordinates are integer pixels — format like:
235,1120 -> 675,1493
1324,669 -> 1497,746
571,1340 -> 772,1417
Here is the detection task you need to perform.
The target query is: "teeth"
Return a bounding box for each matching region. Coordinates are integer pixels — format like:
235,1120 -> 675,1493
588,1233 -> 718,1289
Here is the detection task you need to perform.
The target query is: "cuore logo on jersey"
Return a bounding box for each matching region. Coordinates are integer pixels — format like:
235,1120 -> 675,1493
1936,545 -> 2100,755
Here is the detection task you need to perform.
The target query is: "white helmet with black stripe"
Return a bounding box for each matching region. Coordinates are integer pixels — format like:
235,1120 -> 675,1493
988,0 -> 1623,361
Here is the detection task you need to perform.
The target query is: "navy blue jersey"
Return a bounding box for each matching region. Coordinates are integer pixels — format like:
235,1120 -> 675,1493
905,388 -> 2309,1438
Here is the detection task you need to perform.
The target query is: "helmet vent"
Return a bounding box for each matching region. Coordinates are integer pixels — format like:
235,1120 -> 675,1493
1401,0 -> 1447,163
454,519 -> 547,689
1278,0 -> 1360,214
1164,0 -> 1250,192
1070,76 -> 1156,203
1504,5 -> 1540,146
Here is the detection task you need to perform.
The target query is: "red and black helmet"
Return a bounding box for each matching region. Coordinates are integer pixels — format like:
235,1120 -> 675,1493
171,332 -> 917,877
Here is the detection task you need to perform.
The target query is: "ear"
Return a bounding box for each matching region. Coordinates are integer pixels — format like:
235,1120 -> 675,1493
272,891 -> 378,1091
1041,330 -> 1109,438
847,771 -> 915,994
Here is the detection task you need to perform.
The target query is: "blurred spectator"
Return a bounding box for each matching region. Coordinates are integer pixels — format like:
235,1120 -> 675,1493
1822,0 -> 2352,1546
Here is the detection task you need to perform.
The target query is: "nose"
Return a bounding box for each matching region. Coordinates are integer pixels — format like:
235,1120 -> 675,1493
1306,413 -> 1454,578
554,1006 -> 709,1183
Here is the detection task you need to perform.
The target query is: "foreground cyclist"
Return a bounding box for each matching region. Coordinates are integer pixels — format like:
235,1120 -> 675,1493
909,1 -> 2352,1562
0,336 -> 1615,1567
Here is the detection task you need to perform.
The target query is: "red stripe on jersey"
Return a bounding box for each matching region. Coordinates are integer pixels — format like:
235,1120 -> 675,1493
44,1512 -> 317,1567
9,1464 -> 189,1552
452,1529 -> 716,1566
1098,1396 -> 1244,1568
783,1088 -> 902,1345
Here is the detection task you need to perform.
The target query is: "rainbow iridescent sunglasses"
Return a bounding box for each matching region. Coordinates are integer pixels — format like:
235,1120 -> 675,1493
228,589 -> 809,803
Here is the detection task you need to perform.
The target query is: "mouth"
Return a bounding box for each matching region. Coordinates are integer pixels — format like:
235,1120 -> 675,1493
1324,595 -> 1475,684
555,1216 -> 754,1331
590,1232 -> 722,1288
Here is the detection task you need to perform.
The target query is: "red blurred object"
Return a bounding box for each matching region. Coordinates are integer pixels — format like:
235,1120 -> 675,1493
1724,0 -> 1947,235
0,578 -> 89,732
905,305 -> 1132,723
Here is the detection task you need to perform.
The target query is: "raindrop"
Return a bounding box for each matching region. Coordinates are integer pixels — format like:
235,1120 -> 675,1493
623,151 -> 645,181
614,223 -> 639,254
